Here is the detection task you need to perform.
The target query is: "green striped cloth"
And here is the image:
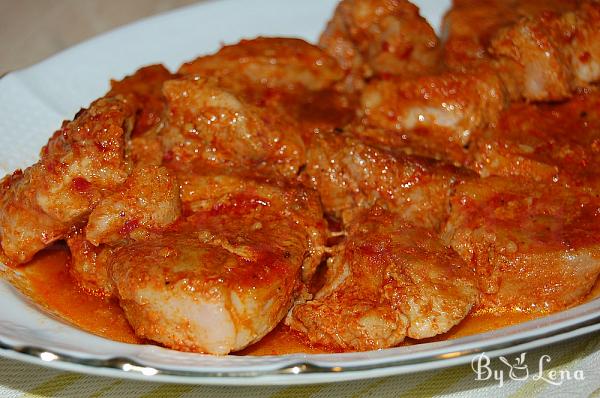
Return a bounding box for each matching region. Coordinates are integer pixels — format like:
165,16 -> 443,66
1,332 -> 599,398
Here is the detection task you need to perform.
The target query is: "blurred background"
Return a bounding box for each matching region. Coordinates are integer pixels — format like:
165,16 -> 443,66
0,0 -> 201,75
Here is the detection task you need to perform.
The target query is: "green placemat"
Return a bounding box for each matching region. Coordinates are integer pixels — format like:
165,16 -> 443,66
1,332 -> 599,398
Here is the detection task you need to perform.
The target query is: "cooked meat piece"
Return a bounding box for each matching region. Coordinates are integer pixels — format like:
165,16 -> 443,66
360,67 -> 507,163
287,207 -> 478,351
108,65 -> 174,167
490,10 -> 570,101
176,171 -> 327,281
158,78 -> 305,179
287,89 -> 357,143
67,232 -> 114,295
379,0 -> 600,164
442,176 -> 600,311
470,91 -> 600,185
178,37 -> 353,143
319,0 -> 440,91
69,164 -> 181,295
490,0 -> 600,101
0,96 -> 135,263
129,133 -> 164,168
566,1 -> 600,86
85,166 -> 181,246
444,0 -> 600,101
442,0 -> 576,70
442,0 -> 519,70
108,64 -> 173,138
304,132 -> 472,230
179,37 -> 343,93
109,179 -> 326,354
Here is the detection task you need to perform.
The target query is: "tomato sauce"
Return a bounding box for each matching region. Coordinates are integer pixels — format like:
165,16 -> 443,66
5,244 -> 599,356
11,245 -> 141,345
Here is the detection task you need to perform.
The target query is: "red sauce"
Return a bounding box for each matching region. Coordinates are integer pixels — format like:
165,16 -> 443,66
7,244 -> 599,355
14,246 -> 141,345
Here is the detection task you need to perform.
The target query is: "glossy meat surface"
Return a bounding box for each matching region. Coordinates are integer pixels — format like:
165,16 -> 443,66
85,166 -> 181,246
67,232 -> 114,295
304,132 -> 471,230
179,38 -> 355,144
288,208 -> 477,351
109,65 -> 174,168
158,77 -> 305,179
442,176 -> 600,310
179,37 -> 343,93
360,67 -> 507,163
108,64 -> 173,138
490,1 -> 600,101
0,96 -> 135,263
110,178 -> 325,354
444,0 -> 600,101
319,0 -> 440,91
176,172 -> 327,281
470,91 -> 600,185
442,0 -> 577,69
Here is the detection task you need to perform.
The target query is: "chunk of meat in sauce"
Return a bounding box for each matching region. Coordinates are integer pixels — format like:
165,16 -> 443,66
287,207 -> 478,351
469,91 -> 600,186
0,96 -> 135,263
304,132 -> 473,230
442,0 -> 519,71
319,0 -> 440,92
67,232 -> 114,295
360,67 -> 507,164
179,38 -> 354,142
108,65 -> 174,168
68,165 -> 181,294
443,0 -> 600,102
85,166 -> 181,246
109,179 -> 326,354
108,64 -> 173,138
441,0 -> 577,70
176,172 -> 327,281
490,0 -> 600,101
158,77 -> 305,179
179,37 -> 343,93
442,176 -> 600,311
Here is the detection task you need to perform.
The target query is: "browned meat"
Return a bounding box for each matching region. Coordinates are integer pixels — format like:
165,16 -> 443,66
319,0 -> 440,91
442,0 -> 519,70
179,37 -> 343,93
67,232 -> 114,295
108,65 -> 174,168
108,64 -> 173,138
85,166 -> 181,246
304,132 -> 472,230
359,67 -> 507,163
490,1 -> 600,101
68,165 -> 181,294
178,38 -> 354,144
158,77 -> 306,179
469,91 -> 600,185
175,172 -> 327,281
109,178 -> 325,354
442,176 -> 600,311
444,0 -> 600,101
287,207 -> 478,351
0,96 -> 135,263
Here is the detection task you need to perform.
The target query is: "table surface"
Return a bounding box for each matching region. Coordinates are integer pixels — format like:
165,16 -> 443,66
0,0 -> 200,75
0,332 -> 599,397
1,1 -> 600,397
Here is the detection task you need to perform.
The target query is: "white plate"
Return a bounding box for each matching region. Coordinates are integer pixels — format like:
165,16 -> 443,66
0,0 -> 599,386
